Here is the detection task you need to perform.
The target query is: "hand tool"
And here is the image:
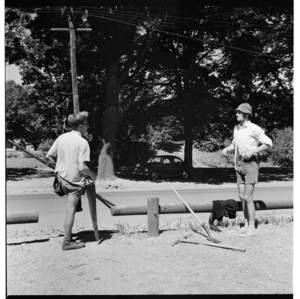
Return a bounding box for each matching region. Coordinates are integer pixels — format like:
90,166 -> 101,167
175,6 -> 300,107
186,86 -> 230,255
173,240 -> 246,252
167,182 -> 221,244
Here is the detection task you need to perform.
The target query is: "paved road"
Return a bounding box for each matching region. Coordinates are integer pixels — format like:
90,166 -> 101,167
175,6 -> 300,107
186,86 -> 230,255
6,186 -> 293,232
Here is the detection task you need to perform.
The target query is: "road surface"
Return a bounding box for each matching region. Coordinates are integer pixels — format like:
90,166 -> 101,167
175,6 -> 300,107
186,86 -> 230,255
6,186 -> 293,232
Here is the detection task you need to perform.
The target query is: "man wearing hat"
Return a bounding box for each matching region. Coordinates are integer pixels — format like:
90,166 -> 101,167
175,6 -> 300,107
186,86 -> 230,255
222,103 -> 273,237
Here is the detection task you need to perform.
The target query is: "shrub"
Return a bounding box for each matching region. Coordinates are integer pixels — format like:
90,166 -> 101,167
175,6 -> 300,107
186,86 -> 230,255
268,127 -> 293,167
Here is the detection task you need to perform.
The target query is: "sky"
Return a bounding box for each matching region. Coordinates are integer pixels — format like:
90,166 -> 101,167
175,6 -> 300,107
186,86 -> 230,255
5,64 -> 22,84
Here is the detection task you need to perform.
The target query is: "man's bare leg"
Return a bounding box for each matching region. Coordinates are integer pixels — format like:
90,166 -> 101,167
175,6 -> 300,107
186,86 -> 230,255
240,184 -> 257,237
238,184 -> 249,231
62,193 -> 85,250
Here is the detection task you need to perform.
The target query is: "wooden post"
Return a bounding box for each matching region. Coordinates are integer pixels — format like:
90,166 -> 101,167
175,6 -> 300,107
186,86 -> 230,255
147,198 -> 159,237
86,184 -> 100,241
68,7 -> 80,113
7,211 -> 39,225
51,7 -> 92,113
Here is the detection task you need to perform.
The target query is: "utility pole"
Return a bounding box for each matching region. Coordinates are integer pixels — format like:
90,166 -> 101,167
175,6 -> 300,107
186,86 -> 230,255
51,6 -> 91,114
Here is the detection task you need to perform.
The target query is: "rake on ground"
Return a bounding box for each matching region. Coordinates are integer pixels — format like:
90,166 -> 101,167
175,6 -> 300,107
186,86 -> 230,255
167,182 -> 221,244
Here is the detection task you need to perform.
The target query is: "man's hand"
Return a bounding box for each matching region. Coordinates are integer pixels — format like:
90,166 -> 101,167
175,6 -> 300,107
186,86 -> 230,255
89,172 -> 97,181
243,149 -> 256,160
222,148 -> 229,157
86,172 -> 96,182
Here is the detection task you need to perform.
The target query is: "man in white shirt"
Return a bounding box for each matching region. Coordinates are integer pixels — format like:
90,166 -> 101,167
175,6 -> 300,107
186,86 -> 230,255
223,103 -> 273,237
46,111 -> 96,250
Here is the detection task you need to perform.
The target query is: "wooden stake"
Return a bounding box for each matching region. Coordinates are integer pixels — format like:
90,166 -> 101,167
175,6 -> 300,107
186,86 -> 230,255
86,184 -> 99,241
147,198 -> 159,237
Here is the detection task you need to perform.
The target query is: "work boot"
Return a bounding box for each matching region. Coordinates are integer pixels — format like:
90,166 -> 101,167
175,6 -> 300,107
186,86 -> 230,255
62,239 -> 85,251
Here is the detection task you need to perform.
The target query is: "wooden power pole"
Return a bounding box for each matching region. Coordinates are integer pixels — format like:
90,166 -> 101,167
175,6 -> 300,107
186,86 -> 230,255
51,6 -> 91,114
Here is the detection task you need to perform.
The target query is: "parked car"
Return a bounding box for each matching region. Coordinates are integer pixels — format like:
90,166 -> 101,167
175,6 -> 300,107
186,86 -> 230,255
133,155 -> 190,181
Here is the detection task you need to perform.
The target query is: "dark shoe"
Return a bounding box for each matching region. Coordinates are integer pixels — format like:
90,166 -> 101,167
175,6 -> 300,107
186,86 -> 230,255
62,240 -> 85,251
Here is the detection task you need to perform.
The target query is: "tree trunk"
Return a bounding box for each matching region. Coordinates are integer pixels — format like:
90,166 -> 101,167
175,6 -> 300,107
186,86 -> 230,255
97,63 -> 120,180
183,112 -> 194,171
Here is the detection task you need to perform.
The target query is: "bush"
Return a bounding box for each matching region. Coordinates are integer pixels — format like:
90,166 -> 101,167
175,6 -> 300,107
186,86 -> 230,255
268,127 -> 293,167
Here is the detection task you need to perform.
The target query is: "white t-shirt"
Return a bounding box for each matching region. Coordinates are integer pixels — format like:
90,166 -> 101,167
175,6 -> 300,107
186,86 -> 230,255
46,130 -> 90,186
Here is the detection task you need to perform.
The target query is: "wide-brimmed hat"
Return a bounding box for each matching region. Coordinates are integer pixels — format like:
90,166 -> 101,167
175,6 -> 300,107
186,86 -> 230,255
235,103 -> 252,116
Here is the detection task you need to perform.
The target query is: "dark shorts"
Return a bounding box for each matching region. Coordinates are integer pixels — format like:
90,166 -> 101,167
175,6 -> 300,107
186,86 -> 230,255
236,156 -> 259,185
57,174 -> 86,196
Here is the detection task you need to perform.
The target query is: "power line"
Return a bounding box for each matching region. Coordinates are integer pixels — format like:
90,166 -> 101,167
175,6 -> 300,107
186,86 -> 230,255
84,11 -> 281,59
73,9 -> 181,29
16,7 -> 285,58
213,20 -> 293,30
81,6 -> 198,22
18,7 -> 293,36
77,7 -> 187,25
213,23 -> 293,37
213,24 -> 292,40
76,9 -> 292,45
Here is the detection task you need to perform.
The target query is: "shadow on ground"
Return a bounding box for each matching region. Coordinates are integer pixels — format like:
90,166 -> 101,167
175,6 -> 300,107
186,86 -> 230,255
117,167 -> 293,185
73,230 -> 117,243
6,167 -> 293,185
6,168 -> 55,181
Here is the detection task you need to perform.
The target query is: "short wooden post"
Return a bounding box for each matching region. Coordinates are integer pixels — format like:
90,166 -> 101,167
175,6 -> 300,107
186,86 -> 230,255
86,184 -> 100,241
147,197 -> 159,237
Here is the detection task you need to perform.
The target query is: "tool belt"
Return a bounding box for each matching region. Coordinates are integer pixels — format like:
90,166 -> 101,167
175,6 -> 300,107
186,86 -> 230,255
238,154 -> 259,164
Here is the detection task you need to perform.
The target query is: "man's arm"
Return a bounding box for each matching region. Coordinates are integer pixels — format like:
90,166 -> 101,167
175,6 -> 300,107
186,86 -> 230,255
46,156 -> 56,167
78,161 -> 96,181
243,127 -> 273,159
222,143 -> 235,157
243,143 -> 270,159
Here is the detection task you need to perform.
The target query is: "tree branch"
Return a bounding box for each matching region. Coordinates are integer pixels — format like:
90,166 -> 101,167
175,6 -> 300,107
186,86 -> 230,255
119,31 -> 161,85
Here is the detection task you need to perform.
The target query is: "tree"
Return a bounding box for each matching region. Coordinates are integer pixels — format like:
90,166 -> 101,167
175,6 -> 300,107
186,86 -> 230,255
5,6 -> 166,178
5,4 -> 293,171
5,80 -> 60,149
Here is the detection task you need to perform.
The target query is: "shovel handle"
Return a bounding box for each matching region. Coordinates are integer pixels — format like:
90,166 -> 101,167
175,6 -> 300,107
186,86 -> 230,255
167,182 -> 214,239
167,182 -> 205,224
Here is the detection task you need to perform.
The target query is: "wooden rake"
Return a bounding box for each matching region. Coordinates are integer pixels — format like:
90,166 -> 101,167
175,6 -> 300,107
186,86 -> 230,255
167,182 -> 221,244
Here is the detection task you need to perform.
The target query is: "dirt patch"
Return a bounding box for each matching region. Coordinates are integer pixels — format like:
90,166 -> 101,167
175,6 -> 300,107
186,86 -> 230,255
7,219 -> 293,295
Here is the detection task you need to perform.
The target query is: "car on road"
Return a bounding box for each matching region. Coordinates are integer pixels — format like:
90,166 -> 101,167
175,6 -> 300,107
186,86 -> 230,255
133,155 -> 190,181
